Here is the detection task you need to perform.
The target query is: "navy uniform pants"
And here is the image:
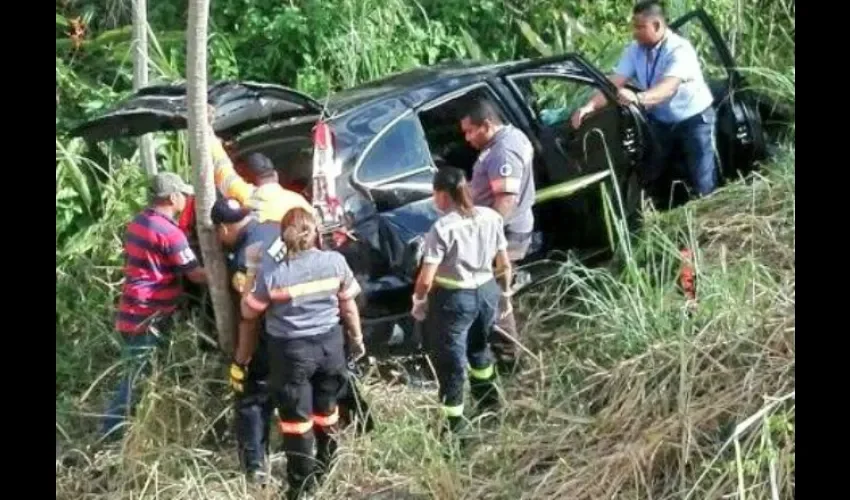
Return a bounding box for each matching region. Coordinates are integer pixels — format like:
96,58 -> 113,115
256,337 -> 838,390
267,327 -> 347,499
425,279 -> 501,432
234,331 -> 273,475
646,106 -> 719,198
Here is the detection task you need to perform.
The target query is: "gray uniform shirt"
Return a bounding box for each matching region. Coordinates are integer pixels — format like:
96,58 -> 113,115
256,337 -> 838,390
422,206 -> 507,288
247,247 -> 361,340
469,124 -> 536,235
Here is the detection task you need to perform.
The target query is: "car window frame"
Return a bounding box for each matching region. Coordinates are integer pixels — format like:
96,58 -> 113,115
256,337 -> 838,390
504,71 -> 603,129
352,109 -> 436,188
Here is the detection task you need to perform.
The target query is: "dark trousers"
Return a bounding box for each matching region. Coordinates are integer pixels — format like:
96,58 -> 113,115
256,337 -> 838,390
267,327 -> 347,498
235,331 -> 273,474
101,314 -> 173,441
425,279 -> 501,431
647,106 -> 718,197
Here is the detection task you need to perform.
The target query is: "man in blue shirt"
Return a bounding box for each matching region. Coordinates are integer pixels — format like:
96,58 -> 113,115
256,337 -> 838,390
571,0 -> 718,197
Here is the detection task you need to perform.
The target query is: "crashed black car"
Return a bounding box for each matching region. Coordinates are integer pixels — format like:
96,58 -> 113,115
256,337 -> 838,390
71,8 -> 780,352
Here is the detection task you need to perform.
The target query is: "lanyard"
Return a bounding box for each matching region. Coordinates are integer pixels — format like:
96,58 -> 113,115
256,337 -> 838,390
644,36 -> 668,88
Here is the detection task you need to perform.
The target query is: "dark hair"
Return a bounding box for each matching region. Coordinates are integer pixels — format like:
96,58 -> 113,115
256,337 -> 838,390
462,97 -> 502,126
633,0 -> 665,19
433,166 -> 475,217
281,207 -> 317,256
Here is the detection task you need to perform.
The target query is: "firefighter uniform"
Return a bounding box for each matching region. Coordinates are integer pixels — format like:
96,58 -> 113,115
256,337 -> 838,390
469,124 -> 536,370
211,198 -> 285,481
242,246 -> 361,498
208,131 -> 314,223
419,205 -> 507,432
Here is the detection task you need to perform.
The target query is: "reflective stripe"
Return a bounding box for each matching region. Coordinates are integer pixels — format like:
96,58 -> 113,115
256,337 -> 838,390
434,273 -> 494,290
442,404 -> 464,418
269,277 -> 342,302
312,407 -> 339,427
468,364 -> 494,380
490,177 -> 521,194
278,419 -> 313,435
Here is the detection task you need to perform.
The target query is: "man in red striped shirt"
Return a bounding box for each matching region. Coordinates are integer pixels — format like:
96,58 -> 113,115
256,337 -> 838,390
102,172 -> 209,440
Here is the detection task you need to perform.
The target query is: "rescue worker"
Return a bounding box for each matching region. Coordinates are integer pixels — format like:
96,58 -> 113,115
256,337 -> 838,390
460,97 -> 535,373
206,104 -> 314,223
210,197 -> 282,484
570,0 -> 718,198
237,207 -> 366,499
411,167 -> 513,435
102,172 -> 209,440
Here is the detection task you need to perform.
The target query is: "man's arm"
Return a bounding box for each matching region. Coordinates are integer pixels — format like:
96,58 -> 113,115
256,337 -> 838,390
493,221 -> 512,294
164,231 -> 208,284
573,45 -> 633,126
237,269 -> 271,365
415,227 -> 445,300
485,148 -> 526,220
208,124 -> 256,205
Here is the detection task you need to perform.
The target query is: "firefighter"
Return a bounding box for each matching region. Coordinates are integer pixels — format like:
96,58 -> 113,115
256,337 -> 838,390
210,197 -> 282,483
205,104 -> 314,223
460,97 -> 535,374
237,207 -> 366,499
411,166 -> 513,435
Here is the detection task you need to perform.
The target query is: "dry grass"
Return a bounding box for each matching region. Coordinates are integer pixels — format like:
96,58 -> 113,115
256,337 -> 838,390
56,151 -> 794,500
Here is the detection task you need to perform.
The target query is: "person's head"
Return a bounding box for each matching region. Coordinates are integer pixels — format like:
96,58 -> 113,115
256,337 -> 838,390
460,98 -> 504,150
632,0 -> 667,47
281,207 -> 318,256
150,172 -> 194,215
210,197 -> 252,248
432,166 -> 475,217
244,152 -> 279,185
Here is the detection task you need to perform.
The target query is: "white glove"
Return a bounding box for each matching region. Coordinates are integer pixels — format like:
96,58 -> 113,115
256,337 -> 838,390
411,294 -> 428,322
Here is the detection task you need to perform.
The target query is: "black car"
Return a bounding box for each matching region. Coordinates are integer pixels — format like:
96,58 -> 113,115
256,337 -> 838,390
71,8 -> 777,352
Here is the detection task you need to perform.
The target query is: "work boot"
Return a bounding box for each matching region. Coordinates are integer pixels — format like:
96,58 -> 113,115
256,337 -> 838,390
469,375 -> 500,415
314,430 -> 338,484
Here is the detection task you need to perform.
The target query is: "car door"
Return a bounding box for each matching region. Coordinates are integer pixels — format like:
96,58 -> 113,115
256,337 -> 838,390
69,80 -> 325,143
669,8 -> 767,179
496,54 -> 645,252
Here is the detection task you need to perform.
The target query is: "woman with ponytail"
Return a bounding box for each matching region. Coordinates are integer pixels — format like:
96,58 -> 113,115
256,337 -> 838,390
412,166 -> 513,436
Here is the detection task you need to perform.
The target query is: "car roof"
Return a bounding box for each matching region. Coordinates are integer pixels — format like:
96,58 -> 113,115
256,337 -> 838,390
321,59 -> 517,117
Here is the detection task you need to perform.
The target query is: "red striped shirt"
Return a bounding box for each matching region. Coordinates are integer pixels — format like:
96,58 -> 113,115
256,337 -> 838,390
116,208 -> 200,334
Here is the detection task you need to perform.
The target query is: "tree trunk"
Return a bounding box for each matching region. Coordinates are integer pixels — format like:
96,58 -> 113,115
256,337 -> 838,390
132,0 -> 157,177
186,0 -> 236,356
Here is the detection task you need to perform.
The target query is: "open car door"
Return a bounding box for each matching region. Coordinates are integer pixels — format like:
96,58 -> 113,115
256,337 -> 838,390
670,8 -> 767,178
69,80 -> 325,143
499,53 -> 644,253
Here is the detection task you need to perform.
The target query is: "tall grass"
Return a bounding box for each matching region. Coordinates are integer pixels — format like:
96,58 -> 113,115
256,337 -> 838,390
57,0 -> 794,498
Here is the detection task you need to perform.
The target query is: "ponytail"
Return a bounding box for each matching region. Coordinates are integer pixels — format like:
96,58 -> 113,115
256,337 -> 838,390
433,166 -> 476,218
281,207 -> 318,257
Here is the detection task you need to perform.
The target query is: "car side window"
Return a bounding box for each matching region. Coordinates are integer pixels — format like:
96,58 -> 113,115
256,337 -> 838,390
358,113 -> 433,184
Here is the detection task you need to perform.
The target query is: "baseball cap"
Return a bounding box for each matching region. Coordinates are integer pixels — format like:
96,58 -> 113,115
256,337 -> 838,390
244,153 -> 275,176
151,172 -> 194,197
211,197 -> 251,224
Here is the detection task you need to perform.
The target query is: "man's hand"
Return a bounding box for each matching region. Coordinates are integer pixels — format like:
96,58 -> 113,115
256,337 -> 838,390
411,294 -> 428,322
499,291 -> 514,320
349,339 -> 366,362
617,88 -> 640,107
229,361 -> 247,393
570,105 -> 594,129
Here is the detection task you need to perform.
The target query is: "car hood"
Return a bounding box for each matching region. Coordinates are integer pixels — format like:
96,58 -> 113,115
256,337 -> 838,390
70,80 -> 324,142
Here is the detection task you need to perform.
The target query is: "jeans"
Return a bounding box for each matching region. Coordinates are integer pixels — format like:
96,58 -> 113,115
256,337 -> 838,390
101,315 -> 172,441
424,279 -> 501,426
647,106 -> 718,197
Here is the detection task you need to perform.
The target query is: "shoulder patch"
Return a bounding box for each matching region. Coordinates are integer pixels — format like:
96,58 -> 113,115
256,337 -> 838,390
499,163 -> 513,177
266,237 -> 287,263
